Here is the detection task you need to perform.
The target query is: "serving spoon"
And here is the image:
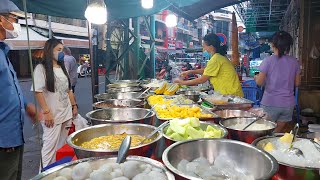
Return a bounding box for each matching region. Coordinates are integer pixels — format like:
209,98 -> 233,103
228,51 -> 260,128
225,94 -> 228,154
287,123 -> 304,157
116,136 -> 131,163
139,121 -> 169,146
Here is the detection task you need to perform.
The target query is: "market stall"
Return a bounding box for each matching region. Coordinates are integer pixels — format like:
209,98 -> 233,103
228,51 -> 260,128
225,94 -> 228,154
31,77 -> 319,180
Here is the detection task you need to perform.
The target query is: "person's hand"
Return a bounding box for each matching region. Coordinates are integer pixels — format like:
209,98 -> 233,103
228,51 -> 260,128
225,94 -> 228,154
26,103 -> 42,124
180,71 -> 189,78
72,106 -> 78,119
174,79 -> 185,85
44,111 -> 54,128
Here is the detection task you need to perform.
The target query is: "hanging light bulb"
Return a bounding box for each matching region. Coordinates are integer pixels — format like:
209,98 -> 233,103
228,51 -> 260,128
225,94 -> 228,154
165,14 -> 177,28
85,0 -> 107,24
141,0 -> 153,9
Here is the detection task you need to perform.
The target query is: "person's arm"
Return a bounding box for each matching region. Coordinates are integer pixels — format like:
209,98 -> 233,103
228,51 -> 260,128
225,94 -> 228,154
35,92 -> 54,128
175,75 -> 210,86
254,72 -> 266,86
180,68 -> 205,78
68,90 -> 78,118
23,98 -> 39,124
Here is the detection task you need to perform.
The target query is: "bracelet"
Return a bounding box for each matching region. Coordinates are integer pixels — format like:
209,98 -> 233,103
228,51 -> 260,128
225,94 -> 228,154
43,109 -> 50,114
72,104 -> 78,107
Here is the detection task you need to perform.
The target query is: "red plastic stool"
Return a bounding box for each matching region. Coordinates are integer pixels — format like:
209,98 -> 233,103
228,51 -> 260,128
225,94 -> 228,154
56,144 -> 75,161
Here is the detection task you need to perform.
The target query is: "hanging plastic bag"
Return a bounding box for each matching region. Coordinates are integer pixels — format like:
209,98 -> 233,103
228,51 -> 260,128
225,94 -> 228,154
310,43 -> 320,59
73,114 -> 89,131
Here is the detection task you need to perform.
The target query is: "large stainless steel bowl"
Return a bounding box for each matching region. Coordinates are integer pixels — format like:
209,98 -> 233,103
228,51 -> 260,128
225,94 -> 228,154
162,139 -> 278,180
219,117 -> 276,143
94,92 -> 148,101
214,109 -> 255,119
31,156 -> 175,180
93,99 -> 144,109
113,79 -> 140,84
176,90 -> 200,102
252,135 -> 320,180
67,123 -> 162,159
162,121 -> 228,147
86,108 -> 155,125
107,86 -> 142,93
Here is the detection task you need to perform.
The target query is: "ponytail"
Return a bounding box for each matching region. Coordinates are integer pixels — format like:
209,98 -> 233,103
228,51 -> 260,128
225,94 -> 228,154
203,33 -> 228,55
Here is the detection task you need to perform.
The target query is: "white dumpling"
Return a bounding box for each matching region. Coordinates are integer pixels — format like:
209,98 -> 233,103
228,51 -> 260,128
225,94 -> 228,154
112,177 -> 129,180
148,171 -> 166,180
113,168 -> 123,175
132,173 -> 150,180
142,167 -> 151,174
121,161 -> 142,179
110,171 -> 123,179
109,163 -> 121,169
89,170 -> 112,180
72,162 -> 93,180
58,168 -> 72,180
151,167 -> 163,173
53,176 -> 68,180
98,164 -> 113,174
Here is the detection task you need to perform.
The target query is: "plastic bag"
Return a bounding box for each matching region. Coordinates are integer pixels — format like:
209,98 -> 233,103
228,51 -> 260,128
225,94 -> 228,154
73,114 -> 89,131
310,43 -> 320,59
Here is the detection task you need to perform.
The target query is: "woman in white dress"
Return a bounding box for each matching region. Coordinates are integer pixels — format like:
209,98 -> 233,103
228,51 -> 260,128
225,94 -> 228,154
32,38 -> 78,168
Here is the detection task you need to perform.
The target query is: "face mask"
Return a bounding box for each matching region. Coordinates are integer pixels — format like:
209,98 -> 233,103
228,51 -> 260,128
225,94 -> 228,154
5,23 -> 21,39
54,51 -> 65,63
203,51 -> 212,59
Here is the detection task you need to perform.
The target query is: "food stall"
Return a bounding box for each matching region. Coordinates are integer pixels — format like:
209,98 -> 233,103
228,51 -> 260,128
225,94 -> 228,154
32,77 -> 320,180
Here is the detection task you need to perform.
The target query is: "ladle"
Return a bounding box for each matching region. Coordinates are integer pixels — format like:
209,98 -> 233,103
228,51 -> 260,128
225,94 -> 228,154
287,123 -> 304,157
116,136 -> 131,163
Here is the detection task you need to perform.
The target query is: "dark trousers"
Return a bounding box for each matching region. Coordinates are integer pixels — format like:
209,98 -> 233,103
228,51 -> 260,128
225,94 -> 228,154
0,146 -> 24,180
72,86 -> 76,93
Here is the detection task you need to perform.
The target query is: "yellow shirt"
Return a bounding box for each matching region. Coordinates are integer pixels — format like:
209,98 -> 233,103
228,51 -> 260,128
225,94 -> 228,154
203,53 -> 244,97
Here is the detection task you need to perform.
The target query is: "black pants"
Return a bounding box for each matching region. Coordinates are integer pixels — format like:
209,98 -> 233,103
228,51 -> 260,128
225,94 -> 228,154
72,86 -> 76,93
0,146 -> 24,180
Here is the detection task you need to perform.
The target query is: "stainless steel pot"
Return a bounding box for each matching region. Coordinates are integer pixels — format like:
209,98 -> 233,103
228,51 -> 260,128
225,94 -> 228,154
31,156 -> 174,180
94,92 -> 148,101
86,108 -> 155,125
67,123 -> 162,159
93,99 -> 144,109
107,86 -> 142,93
162,139 -> 278,180
252,135 -> 320,180
176,90 -> 200,102
162,121 -> 228,147
219,117 -> 276,143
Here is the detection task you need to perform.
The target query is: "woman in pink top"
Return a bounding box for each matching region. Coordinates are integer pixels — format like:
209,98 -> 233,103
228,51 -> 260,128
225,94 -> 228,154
255,31 -> 300,132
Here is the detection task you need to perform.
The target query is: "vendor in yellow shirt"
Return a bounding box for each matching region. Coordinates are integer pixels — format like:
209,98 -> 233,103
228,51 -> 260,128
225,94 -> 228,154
175,33 -> 243,97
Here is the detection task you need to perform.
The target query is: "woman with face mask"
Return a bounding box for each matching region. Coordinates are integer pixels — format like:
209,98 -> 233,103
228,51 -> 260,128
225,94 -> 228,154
32,38 -> 78,168
175,33 -> 243,97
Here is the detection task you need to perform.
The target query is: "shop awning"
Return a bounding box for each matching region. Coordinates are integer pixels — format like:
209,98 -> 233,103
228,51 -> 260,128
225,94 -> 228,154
5,26 -> 47,50
55,36 -> 89,49
12,0 -> 246,21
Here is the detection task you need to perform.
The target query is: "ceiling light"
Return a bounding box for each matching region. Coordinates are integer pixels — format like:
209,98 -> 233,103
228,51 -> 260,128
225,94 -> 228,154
85,0 -> 107,24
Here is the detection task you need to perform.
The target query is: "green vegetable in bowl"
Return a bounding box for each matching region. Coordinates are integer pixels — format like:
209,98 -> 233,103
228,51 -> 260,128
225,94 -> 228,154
164,118 -> 223,141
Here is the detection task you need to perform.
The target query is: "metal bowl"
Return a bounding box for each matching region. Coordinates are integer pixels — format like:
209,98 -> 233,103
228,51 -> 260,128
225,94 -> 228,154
113,79 -> 140,84
162,139 -> 278,180
176,90 -> 200,102
107,82 -> 140,88
31,156 -> 175,180
67,123 -> 162,159
214,110 -> 255,119
107,86 -> 142,93
93,99 -> 144,109
162,121 -> 228,147
94,92 -> 148,101
252,135 -> 320,180
219,118 -> 277,144
86,108 -> 155,125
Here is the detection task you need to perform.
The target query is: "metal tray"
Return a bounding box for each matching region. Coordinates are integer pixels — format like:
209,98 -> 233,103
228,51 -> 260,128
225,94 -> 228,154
147,95 -> 195,107
153,104 -> 219,121
201,95 -> 253,110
